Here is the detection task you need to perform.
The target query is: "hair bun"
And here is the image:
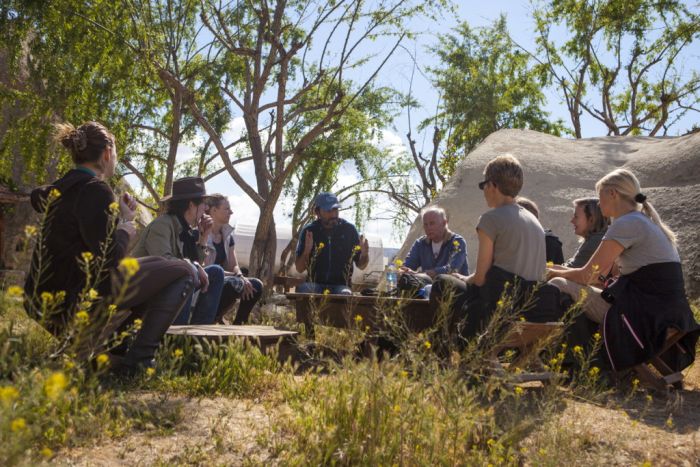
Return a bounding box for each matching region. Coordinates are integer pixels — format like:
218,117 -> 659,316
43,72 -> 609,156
71,129 -> 88,152
634,193 -> 647,203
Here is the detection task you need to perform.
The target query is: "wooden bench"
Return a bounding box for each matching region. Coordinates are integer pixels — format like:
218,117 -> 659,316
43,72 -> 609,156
166,325 -> 298,362
274,275 -> 304,292
285,292 -> 433,337
627,328 -> 687,392
487,321 -> 565,384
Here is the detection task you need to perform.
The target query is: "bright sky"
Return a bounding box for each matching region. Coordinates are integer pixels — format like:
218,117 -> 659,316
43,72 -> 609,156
128,1 -> 700,249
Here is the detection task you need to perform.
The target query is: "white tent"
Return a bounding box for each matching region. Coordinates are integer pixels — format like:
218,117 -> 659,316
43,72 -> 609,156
232,223 -> 385,285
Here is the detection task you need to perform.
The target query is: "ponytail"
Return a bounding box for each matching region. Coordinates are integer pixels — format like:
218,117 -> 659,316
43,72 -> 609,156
640,199 -> 676,246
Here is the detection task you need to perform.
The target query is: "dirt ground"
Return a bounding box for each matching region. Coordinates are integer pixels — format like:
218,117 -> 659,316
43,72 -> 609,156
51,363 -> 700,466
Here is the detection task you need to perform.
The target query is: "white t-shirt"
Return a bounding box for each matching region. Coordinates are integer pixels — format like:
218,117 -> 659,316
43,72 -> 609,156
603,211 -> 680,275
431,241 -> 443,259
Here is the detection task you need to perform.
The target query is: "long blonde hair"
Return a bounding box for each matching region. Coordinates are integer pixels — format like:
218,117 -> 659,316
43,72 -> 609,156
595,168 -> 676,245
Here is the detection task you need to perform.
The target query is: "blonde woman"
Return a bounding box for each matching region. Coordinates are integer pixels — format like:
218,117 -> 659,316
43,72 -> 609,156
548,169 -> 698,372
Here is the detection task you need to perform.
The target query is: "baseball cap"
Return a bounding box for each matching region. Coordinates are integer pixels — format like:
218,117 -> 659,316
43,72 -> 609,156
315,192 -> 341,211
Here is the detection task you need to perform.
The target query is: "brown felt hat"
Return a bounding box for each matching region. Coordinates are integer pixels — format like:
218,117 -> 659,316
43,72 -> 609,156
160,177 -> 210,202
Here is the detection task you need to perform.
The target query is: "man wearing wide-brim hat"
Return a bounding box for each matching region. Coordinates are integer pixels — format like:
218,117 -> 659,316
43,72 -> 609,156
133,177 -> 225,324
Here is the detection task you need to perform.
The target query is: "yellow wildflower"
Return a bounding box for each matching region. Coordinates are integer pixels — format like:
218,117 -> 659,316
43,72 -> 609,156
323,289 -> 330,295
75,310 -> 89,325
578,288 -> 588,301
423,341 -> 431,350
394,259 -> 403,267
6,286 -> 23,298
393,404 -> 401,413
41,291 -> 53,305
666,416 -> 674,428
632,378 -> 640,388
96,354 -> 109,366
0,385 -> 19,406
646,394 -> 653,402
549,357 -> 558,366
41,448 -> 53,459
538,448 -> 547,456
133,318 -> 143,330
65,360 -> 75,370
109,201 -> 120,213
81,251 -> 94,263
24,225 -> 37,236
453,240 -> 459,247
44,371 -> 68,401
173,349 -> 184,358
48,188 -> 61,200
119,257 -> 140,277
55,291 -> 66,303
87,288 -> 99,300
146,367 -> 156,377
354,314 -> 363,323
11,418 -> 26,432
546,261 -> 554,268
588,366 -> 600,378
317,242 -> 325,250
573,345 -> 583,355
353,245 -> 361,252
107,304 -> 117,315
593,332 -> 601,341
487,438 -> 496,447
514,386 -> 523,396
496,299 -> 504,307
519,316 -> 526,321
400,370 -> 408,378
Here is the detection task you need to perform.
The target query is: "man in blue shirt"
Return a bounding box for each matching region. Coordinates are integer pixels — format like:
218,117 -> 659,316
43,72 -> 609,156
295,192 -> 369,294
399,206 -> 468,292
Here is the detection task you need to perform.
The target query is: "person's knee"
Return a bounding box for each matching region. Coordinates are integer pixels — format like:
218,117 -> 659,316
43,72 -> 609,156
250,278 -> 264,293
548,277 -> 567,290
296,282 -> 314,293
206,265 -> 225,282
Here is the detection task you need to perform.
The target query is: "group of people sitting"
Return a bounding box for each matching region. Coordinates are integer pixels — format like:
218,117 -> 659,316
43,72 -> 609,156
294,154 -> 699,376
21,120 -> 699,378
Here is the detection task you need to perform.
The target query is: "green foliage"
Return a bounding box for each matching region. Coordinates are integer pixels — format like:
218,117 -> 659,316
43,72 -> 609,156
0,0 -> 156,187
428,16 -> 565,174
532,0 -> 700,136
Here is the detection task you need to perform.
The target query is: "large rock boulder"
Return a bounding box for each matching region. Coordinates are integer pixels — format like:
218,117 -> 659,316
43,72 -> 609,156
398,129 -> 700,299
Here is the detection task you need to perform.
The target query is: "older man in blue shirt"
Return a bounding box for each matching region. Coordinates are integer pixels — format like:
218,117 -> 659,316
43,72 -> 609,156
399,206 -> 468,293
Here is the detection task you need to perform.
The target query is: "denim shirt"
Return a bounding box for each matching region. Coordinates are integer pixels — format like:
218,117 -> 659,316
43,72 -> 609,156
404,233 -> 469,275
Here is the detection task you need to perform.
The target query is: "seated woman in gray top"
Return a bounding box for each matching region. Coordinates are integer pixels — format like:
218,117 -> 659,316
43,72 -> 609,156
547,169 -> 698,373
564,197 -> 609,268
430,155 -> 549,341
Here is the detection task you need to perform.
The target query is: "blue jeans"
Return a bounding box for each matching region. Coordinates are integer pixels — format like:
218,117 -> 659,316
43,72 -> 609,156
296,282 -> 352,295
173,265 -> 225,325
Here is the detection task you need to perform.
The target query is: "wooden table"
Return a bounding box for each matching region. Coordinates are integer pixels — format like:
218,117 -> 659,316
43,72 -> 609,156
285,292 -> 434,337
166,325 -> 299,361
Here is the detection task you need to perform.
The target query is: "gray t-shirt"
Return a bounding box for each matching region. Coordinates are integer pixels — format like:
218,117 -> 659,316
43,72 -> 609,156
565,230 -> 606,268
603,211 -> 680,275
477,204 -> 546,281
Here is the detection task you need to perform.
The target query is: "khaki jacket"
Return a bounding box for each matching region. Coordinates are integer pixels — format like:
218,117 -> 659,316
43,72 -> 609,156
132,213 -> 207,264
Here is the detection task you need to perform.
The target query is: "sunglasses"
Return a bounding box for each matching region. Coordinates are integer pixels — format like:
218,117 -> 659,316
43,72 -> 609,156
478,179 -> 491,190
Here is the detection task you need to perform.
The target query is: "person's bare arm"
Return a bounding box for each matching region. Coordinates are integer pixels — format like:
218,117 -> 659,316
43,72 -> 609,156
465,229 -> 494,286
295,230 -> 314,273
547,239 -> 624,285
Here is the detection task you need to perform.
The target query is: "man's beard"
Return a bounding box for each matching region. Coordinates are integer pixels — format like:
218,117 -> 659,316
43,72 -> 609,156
321,217 -> 339,228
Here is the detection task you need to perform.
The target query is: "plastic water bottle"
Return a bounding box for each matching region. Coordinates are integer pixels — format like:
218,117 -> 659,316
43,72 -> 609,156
385,264 -> 397,293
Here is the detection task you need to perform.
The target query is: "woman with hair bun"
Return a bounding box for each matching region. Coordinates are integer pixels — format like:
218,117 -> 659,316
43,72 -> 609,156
24,121 -> 195,374
548,169 -> 699,373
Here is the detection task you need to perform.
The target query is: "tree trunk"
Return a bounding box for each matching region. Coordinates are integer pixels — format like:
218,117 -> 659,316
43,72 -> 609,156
248,200 -> 277,285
